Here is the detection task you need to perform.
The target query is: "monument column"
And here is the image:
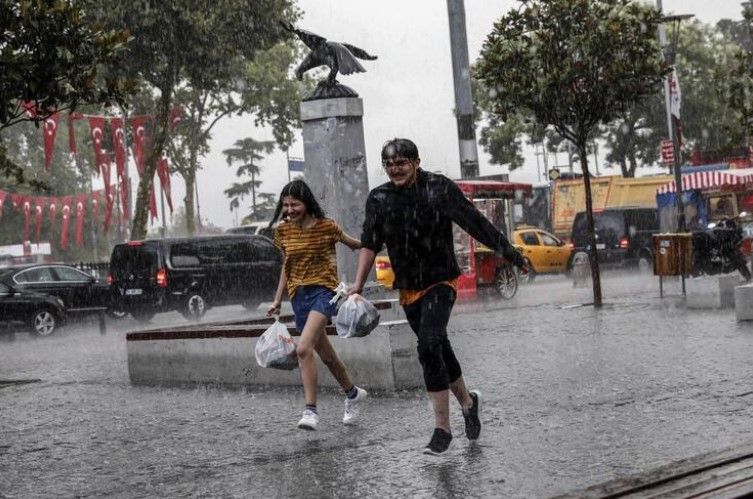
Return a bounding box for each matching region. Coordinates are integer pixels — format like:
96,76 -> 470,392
300,97 -> 373,283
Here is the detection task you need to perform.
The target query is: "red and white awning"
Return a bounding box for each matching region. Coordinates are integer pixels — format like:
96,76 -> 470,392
656,168 -> 753,194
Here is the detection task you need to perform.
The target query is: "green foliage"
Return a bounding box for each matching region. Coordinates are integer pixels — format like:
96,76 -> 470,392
222,137 -> 275,215
0,0 -> 131,185
728,5 -> 753,143
78,0 -> 299,239
476,0 -> 667,148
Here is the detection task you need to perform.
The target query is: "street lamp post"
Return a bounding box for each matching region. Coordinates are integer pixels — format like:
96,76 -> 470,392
656,0 -> 694,232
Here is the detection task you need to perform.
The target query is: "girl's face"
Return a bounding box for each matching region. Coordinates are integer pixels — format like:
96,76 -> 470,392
282,195 -> 307,222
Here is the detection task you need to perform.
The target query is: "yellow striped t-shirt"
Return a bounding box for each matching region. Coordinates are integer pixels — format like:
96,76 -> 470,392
273,218 -> 344,298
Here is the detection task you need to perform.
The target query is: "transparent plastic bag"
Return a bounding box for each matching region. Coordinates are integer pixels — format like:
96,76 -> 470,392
255,319 -> 298,370
335,294 -> 380,338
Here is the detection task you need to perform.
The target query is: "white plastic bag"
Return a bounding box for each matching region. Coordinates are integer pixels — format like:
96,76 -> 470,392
335,294 -> 380,338
255,319 -> 298,370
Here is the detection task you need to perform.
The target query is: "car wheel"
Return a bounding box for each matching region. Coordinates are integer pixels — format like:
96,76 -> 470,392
182,292 -> 207,321
495,265 -> 518,300
638,254 -> 652,274
131,309 -> 156,322
29,308 -> 58,337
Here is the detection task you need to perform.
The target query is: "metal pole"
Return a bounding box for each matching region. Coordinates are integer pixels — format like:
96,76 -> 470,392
656,0 -> 685,232
120,106 -> 132,242
534,145 -> 542,183
447,0 -> 479,179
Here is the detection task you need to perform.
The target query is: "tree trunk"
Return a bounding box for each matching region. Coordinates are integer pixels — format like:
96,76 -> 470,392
130,76 -> 174,240
184,169 -> 196,236
579,141 -> 603,308
619,157 -> 629,178
251,171 -> 257,211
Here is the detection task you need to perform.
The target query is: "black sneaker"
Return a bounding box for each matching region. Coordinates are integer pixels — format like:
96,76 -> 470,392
463,390 -> 482,440
423,428 -> 453,455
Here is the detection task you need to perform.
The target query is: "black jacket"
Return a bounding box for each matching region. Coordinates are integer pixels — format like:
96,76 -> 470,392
361,170 -> 524,290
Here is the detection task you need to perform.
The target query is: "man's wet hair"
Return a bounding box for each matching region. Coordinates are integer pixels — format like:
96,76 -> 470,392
381,138 -> 419,163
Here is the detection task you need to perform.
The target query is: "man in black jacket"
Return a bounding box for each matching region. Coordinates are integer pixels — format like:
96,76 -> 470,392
349,138 -> 527,455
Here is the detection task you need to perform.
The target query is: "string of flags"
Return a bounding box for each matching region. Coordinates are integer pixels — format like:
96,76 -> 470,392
0,187 -> 117,250
2,104 -> 182,247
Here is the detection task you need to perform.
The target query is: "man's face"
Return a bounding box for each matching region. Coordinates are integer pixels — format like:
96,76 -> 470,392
383,156 -> 419,187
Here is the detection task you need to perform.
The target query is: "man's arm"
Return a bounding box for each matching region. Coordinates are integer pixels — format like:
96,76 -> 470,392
348,247 -> 376,295
443,180 -> 527,269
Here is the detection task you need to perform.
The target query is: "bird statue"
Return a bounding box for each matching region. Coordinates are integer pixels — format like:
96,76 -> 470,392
281,22 -> 377,100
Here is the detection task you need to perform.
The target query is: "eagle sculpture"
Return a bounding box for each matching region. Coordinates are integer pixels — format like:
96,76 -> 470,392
281,22 -> 377,99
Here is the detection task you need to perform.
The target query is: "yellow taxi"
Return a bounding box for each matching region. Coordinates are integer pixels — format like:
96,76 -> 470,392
375,252 -> 395,289
512,227 -> 573,279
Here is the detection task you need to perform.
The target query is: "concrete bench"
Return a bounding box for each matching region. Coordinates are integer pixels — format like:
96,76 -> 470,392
126,319 -> 422,391
735,283 -> 753,321
685,274 -> 745,309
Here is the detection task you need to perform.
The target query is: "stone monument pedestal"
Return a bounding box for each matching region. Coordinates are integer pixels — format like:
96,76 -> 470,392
300,97 -> 375,284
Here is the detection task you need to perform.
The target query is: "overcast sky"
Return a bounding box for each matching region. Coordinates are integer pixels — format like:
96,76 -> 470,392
157,0 -> 744,230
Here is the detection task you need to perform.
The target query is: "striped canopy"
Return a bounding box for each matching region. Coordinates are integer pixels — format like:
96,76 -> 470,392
656,168 -> 753,194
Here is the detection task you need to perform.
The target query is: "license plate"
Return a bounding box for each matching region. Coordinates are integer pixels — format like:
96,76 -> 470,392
125,288 -> 143,296
596,243 -> 606,250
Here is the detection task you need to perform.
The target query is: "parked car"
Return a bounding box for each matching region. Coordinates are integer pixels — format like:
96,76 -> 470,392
0,263 -> 114,337
0,278 -> 67,336
571,207 -> 659,271
226,221 -> 276,239
512,226 -> 572,280
109,234 -> 282,322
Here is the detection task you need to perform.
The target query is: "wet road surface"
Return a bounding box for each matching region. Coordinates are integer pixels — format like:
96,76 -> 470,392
3,273 -> 753,498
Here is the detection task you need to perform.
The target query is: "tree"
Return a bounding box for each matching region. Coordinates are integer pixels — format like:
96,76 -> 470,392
222,137 -> 275,214
728,5 -> 753,143
0,0 -> 130,184
166,42 -> 304,235
476,0 -> 667,307
81,0 -> 298,240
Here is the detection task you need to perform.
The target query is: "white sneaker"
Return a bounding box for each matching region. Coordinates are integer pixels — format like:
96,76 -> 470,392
343,387 -> 367,425
297,409 -> 319,431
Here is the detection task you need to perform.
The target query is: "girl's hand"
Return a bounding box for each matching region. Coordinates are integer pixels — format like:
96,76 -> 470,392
267,301 -> 281,317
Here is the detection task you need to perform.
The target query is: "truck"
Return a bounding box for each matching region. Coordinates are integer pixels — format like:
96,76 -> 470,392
550,175 -> 673,240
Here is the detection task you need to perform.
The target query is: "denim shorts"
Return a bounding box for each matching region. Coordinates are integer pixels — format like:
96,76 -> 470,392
291,285 -> 338,333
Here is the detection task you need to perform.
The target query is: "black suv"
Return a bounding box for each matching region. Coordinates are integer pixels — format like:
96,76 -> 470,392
109,235 -> 282,321
571,207 -> 658,271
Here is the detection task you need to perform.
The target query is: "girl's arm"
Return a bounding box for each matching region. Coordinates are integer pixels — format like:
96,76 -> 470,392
340,230 -> 362,250
266,257 -> 288,317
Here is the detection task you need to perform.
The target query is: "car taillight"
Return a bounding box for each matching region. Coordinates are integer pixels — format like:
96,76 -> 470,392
619,237 -> 630,249
127,241 -> 143,246
375,260 -> 391,270
156,268 -> 168,287
107,273 -> 113,285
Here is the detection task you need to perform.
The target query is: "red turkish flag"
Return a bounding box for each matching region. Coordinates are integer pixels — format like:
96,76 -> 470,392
67,112 -> 82,157
91,191 -> 102,221
157,157 -> 173,212
74,195 -> 87,247
21,101 -> 38,118
111,117 -> 127,179
48,197 -> 58,241
60,196 -> 73,249
10,193 -> 23,211
88,116 -> 107,173
34,198 -> 46,243
131,115 -> 151,175
22,198 -> 32,242
0,189 -> 7,217
43,113 -> 60,170
100,153 -> 113,201
103,191 -> 115,234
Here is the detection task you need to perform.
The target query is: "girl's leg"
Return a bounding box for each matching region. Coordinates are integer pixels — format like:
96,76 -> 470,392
296,310 -> 329,406
314,332 -> 353,392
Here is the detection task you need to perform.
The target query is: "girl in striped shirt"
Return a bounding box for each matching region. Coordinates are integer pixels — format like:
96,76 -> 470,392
267,180 -> 367,431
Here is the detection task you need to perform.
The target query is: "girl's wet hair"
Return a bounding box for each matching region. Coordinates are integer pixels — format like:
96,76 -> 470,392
269,180 -> 325,226
381,138 -> 419,163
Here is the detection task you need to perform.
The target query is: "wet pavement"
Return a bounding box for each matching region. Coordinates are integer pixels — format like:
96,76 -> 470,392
3,272 -> 753,498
